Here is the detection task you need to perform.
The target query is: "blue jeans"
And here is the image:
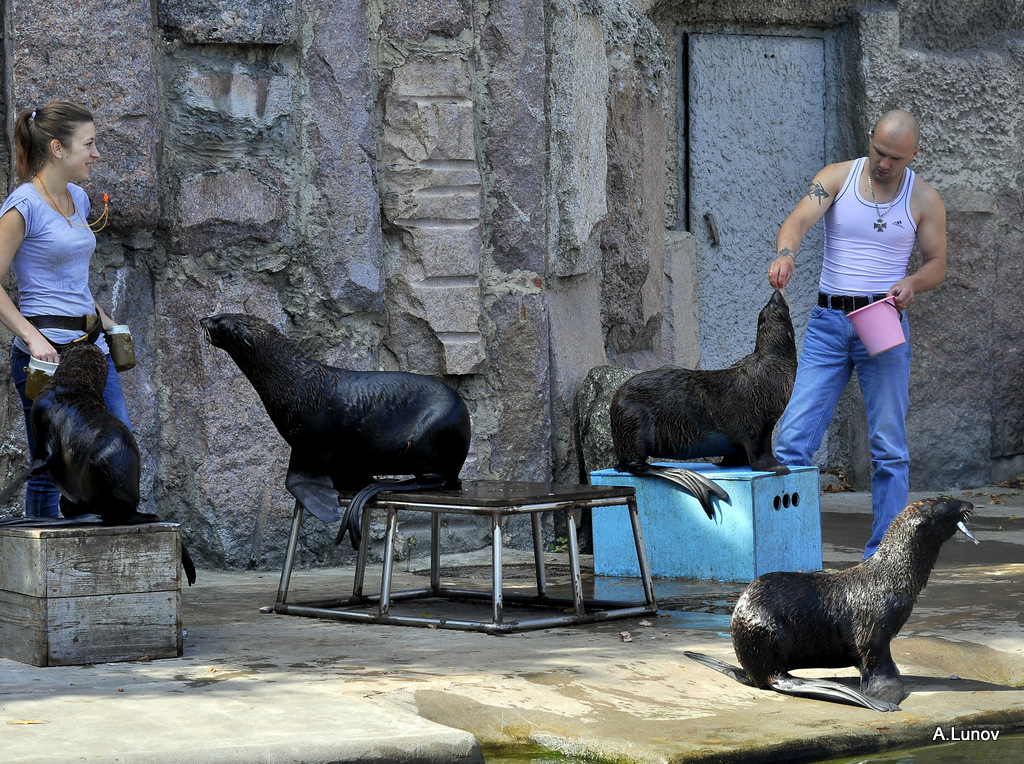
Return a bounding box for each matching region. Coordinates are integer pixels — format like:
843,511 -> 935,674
10,345 -> 133,518
774,305 -> 912,558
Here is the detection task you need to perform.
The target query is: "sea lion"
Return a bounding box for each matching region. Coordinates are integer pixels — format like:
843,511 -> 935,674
609,290 -> 797,517
685,497 -> 977,712
0,343 -> 196,585
200,313 -> 472,549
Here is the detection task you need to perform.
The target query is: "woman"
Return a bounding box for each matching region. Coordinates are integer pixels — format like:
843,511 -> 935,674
0,101 -> 131,518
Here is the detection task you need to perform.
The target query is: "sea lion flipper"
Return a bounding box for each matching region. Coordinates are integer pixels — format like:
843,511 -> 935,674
650,465 -> 729,519
0,457 -> 50,507
180,544 -> 197,586
338,483 -> 379,548
683,651 -> 754,686
285,466 -> 342,524
337,477 -> 448,549
769,675 -> 901,712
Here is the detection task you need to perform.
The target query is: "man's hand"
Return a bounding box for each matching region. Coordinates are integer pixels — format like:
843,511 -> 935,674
769,253 -> 795,290
887,278 -> 916,310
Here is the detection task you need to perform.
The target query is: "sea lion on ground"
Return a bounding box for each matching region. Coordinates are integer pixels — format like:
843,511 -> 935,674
609,290 -> 797,517
0,343 -> 196,584
685,497 -> 977,711
200,313 -> 472,549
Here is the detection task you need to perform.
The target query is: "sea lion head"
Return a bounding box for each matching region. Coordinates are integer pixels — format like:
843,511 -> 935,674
50,343 -> 108,396
200,313 -> 283,355
874,498 -> 976,584
901,497 -> 976,544
759,289 -> 792,329
754,290 -> 796,360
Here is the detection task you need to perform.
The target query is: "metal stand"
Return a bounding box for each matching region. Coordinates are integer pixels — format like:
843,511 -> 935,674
268,481 -> 657,634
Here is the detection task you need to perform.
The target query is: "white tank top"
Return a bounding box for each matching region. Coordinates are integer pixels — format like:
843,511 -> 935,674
819,157 -> 917,295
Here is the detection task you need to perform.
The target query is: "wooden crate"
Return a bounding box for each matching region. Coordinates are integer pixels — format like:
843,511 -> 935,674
0,523 -> 183,666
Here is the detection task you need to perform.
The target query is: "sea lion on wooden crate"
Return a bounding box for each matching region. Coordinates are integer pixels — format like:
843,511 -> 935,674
609,290 -> 797,518
0,343 -> 196,584
200,313 -> 472,549
685,497 -> 977,711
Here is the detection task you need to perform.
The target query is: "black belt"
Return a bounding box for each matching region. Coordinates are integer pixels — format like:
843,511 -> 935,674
817,292 -> 889,314
26,314 -> 102,351
27,314 -> 98,332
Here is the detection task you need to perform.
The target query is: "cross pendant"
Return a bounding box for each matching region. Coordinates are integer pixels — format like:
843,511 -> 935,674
874,218 -> 886,232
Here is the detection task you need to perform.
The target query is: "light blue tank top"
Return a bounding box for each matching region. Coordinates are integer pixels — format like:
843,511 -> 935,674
1,182 -> 108,353
819,157 -> 917,295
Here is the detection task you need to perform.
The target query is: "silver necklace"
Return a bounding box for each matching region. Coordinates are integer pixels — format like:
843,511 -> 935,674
866,162 -> 906,233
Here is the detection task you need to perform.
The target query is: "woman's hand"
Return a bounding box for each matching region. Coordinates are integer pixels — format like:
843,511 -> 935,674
26,334 -> 58,363
95,303 -> 117,331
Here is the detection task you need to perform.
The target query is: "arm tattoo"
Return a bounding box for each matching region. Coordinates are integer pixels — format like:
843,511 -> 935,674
777,248 -> 794,260
807,181 -> 830,206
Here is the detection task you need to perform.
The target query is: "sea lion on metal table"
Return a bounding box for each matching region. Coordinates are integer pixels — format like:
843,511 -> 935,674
200,313 -> 472,549
609,290 -> 797,518
685,497 -> 977,711
0,343 -> 196,584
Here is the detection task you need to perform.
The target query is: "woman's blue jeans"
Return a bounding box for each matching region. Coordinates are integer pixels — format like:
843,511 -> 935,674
774,305 -> 912,558
10,344 -> 133,518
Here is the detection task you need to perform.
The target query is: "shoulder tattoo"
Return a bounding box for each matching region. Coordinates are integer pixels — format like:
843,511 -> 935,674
807,181 -> 830,206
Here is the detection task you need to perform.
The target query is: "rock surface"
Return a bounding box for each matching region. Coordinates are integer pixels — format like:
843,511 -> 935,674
0,1 -> 1020,566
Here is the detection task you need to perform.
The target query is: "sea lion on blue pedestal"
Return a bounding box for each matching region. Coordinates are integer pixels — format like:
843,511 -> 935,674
0,343 -> 196,584
685,497 -> 977,711
200,313 -> 472,549
609,290 -> 797,517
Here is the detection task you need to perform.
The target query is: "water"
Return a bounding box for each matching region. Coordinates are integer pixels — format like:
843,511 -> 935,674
483,752 -> 587,763
484,733 -> 1024,763
809,732 -> 1023,763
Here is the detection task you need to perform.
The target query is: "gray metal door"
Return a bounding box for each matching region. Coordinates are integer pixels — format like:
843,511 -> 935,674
688,33 -> 826,368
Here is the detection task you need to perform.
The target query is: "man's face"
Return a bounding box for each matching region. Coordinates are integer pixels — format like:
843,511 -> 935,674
868,127 -> 919,185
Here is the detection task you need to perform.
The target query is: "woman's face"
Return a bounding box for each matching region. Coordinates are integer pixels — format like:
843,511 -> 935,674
57,122 -> 100,181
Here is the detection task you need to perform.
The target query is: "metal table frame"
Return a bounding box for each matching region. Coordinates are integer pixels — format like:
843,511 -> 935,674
268,481 -> 658,634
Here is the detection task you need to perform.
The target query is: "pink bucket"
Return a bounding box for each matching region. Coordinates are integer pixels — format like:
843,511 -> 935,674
847,297 -> 905,356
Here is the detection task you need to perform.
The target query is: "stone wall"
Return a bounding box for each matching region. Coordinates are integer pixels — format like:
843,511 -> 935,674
650,0 -> 1024,491
0,0 -> 1021,567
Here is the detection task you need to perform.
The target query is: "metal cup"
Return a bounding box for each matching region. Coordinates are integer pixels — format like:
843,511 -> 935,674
24,357 -> 58,400
106,325 -> 136,372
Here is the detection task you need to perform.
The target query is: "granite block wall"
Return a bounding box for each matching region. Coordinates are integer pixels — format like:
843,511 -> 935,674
0,0 -> 1021,567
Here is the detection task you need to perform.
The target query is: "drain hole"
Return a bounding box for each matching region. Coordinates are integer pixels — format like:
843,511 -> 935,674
773,495 -> 782,510
783,493 -> 791,508
792,492 -> 800,507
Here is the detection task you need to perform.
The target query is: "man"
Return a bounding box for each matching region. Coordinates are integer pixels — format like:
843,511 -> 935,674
767,109 -> 947,557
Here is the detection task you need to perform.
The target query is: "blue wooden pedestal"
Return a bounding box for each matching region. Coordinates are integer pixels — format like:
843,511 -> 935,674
590,464 -> 822,582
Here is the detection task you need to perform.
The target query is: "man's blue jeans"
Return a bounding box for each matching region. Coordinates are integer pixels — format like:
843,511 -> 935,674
10,345 -> 133,518
774,304 -> 912,558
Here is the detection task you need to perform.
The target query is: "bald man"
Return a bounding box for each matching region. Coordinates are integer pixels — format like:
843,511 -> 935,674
766,109 -> 947,557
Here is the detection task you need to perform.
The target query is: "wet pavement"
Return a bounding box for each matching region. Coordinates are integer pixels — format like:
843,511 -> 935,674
2,486 -> 1023,763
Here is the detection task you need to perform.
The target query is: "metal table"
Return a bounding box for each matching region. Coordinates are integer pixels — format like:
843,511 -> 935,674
268,481 -> 657,633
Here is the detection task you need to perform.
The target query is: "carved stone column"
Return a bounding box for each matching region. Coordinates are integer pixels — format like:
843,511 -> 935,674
376,2 -> 485,375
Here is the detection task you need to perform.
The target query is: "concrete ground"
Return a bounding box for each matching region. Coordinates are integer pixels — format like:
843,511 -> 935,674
2,485 -> 1023,763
